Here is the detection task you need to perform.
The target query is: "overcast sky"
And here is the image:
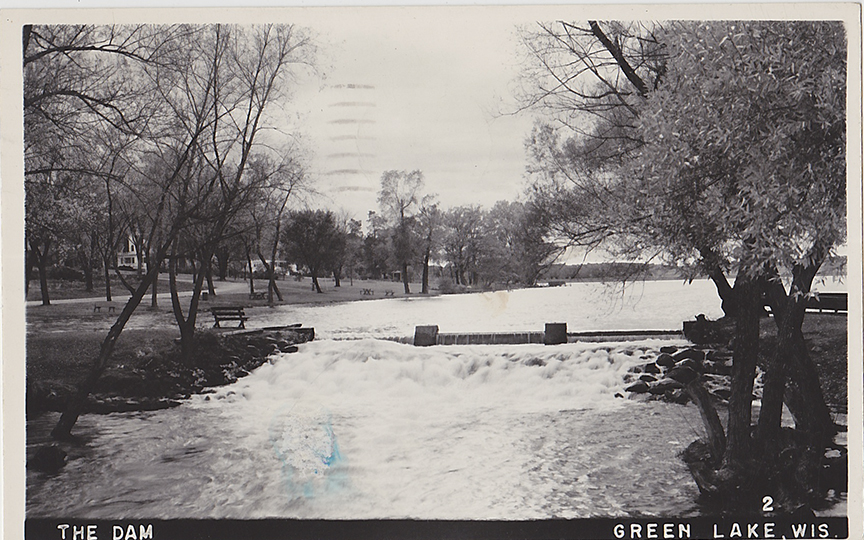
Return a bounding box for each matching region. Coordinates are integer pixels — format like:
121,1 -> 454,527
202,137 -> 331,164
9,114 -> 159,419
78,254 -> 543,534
284,8 -> 538,220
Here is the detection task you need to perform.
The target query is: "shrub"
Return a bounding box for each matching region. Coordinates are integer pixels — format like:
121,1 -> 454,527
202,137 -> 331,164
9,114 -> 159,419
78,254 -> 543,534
47,266 -> 84,281
436,277 -> 467,295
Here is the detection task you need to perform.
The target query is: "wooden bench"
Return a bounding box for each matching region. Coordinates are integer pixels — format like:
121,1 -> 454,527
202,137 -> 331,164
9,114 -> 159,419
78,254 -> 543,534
249,291 -> 266,300
361,288 -> 374,296
211,307 -> 249,328
806,292 -> 847,313
763,292 -> 848,314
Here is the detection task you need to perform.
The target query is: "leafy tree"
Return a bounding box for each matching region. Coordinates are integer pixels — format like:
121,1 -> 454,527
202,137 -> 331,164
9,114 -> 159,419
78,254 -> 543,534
245,154 -> 308,304
330,212 -> 362,287
633,22 -> 845,508
23,25 -> 170,304
360,211 -> 391,280
282,209 -> 343,293
340,217 -> 364,286
377,170 -> 425,293
442,205 -> 484,286
484,200 -> 556,287
25,171 -> 82,305
520,20 -> 846,512
157,24 -> 313,361
415,198 -> 442,293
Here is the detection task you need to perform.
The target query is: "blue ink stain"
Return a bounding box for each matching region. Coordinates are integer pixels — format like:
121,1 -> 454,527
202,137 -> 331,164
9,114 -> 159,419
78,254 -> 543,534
267,407 -> 347,501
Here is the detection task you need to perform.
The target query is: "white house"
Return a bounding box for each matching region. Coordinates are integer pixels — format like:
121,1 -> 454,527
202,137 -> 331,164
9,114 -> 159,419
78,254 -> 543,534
117,237 -> 140,269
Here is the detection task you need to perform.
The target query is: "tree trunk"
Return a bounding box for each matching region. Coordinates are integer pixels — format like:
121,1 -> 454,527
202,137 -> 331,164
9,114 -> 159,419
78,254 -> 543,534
52,264 -> 161,439
150,264 -> 158,309
178,319 -> 195,361
78,249 -> 94,292
135,238 -> 145,277
333,268 -> 341,287
34,240 -> 51,306
421,251 -> 430,294
402,262 -> 410,294
215,247 -> 230,281
247,249 -> 255,294
25,248 -> 32,296
758,275 -> 811,445
702,257 -> 738,317
256,251 -> 283,304
170,248 -> 209,366
685,378 -> 726,463
103,257 -> 112,301
311,272 -> 322,293
758,257 -> 834,505
269,280 -> 282,302
206,263 -> 216,296
783,331 -> 835,502
723,276 -> 761,468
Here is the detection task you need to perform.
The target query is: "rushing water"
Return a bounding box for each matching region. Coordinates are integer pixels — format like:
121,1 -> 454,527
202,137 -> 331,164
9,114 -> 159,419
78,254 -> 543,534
23,281 -> 755,518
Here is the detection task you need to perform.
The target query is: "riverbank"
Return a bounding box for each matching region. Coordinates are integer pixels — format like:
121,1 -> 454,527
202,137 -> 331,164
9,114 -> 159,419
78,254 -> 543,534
27,325 -> 314,418
26,292 -> 847,420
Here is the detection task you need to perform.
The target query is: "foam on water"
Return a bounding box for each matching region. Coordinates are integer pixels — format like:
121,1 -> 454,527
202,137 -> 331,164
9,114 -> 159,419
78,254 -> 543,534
199,339 -> 661,414
29,338 -> 704,519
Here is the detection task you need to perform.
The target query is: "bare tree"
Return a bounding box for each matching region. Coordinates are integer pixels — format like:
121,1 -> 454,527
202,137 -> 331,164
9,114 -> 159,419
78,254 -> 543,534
160,24 -> 315,361
246,154 -> 307,305
49,23 -> 315,438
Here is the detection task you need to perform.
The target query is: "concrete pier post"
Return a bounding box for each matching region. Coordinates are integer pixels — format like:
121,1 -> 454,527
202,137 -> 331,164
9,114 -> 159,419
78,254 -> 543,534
414,325 -> 439,346
544,323 -> 567,345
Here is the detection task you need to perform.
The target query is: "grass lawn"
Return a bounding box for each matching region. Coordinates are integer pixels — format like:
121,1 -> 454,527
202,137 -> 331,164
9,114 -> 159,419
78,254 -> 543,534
26,274 -> 196,302
26,274 -> 427,304
26,328 -> 181,391
211,275 -> 434,308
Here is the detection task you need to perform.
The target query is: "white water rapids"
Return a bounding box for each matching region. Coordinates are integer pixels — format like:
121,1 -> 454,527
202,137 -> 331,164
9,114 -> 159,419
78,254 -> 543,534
27,278 -> 837,519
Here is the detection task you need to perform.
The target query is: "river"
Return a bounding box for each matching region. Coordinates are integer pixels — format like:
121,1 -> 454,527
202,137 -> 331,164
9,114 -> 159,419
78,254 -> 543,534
23,279 -> 837,519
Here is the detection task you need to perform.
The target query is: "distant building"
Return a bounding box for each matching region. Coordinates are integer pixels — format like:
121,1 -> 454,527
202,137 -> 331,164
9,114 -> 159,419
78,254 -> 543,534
249,259 -> 297,277
117,237 -> 140,269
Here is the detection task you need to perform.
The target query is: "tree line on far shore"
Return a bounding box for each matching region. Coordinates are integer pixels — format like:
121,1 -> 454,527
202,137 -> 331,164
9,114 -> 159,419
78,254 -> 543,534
278,172 -> 555,296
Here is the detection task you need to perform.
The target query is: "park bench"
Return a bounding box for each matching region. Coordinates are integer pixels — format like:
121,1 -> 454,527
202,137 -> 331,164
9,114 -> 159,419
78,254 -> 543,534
762,291 -> 847,314
384,290 -> 395,297
93,304 -> 116,313
249,291 -> 266,300
211,306 -> 249,328
806,292 -> 847,313
361,288 -> 374,296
